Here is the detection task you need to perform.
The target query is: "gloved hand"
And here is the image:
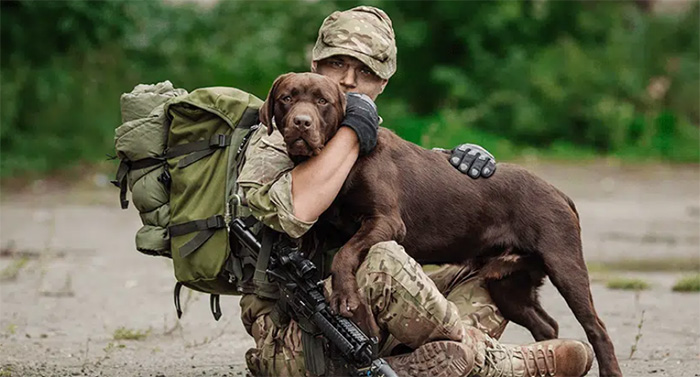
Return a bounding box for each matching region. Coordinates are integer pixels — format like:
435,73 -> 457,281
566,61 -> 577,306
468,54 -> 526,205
449,143 -> 496,179
341,92 -> 380,156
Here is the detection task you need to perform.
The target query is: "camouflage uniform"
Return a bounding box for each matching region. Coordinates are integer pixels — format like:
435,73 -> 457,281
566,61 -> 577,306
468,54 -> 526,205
237,6 -> 593,377
238,124 -> 506,376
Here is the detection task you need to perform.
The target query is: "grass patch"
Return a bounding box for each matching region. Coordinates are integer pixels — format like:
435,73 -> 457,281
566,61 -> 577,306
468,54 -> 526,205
588,257 -> 700,273
606,277 -> 651,291
0,365 -> 12,377
672,274 -> 700,292
112,327 -> 151,341
0,258 -> 29,281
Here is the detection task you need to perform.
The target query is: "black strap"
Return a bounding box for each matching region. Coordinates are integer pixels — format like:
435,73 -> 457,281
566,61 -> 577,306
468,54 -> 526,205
169,215 -> 226,258
253,227 -> 275,290
130,157 -> 164,170
210,294 -> 222,321
237,107 -> 260,129
110,160 -> 130,209
177,148 -> 216,168
165,134 -> 231,168
112,157 -> 165,210
174,282 -> 183,319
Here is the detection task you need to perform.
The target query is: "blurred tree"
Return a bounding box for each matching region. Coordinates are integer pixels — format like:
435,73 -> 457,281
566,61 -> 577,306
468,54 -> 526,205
0,0 -> 697,177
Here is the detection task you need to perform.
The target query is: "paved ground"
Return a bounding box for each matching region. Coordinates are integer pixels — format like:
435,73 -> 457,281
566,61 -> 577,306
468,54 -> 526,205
1,161 -> 699,376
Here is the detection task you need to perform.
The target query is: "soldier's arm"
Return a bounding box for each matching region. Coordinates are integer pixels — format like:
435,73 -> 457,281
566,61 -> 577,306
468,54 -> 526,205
238,126 -> 315,238
291,127 -> 359,222
238,126 -> 358,238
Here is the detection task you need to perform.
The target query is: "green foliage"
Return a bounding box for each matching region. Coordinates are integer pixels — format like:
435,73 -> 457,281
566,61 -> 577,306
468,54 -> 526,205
672,274 -> 700,292
1,0 -> 698,177
376,0 -> 699,161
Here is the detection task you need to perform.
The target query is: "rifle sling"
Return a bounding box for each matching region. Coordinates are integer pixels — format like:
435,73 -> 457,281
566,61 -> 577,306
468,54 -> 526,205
253,228 -> 274,290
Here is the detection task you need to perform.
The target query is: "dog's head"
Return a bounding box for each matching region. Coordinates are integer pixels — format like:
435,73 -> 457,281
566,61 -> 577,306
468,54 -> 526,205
259,72 -> 346,160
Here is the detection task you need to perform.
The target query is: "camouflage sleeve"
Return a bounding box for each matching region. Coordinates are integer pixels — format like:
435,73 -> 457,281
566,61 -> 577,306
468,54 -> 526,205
237,126 -> 316,238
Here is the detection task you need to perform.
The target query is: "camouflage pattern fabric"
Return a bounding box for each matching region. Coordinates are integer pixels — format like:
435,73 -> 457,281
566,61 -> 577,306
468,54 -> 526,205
237,125 -> 316,239
312,6 -> 397,80
240,241 -> 508,377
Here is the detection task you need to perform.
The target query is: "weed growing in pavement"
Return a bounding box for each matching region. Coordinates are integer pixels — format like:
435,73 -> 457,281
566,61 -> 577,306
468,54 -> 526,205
606,277 -> 651,291
629,309 -> 646,359
672,274 -> 700,292
112,327 -> 151,341
0,258 -> 29,281
0,365 -> 12,377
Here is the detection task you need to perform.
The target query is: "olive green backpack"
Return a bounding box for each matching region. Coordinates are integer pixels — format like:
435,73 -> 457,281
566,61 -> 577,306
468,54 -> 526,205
113,83 -> 263,318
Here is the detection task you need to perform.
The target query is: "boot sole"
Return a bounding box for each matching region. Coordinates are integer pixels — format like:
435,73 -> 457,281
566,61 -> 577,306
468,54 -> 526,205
386,341 -> 474,377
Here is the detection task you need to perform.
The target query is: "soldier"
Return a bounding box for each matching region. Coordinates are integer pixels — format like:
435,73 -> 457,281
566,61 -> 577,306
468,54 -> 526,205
237,6 -> 595,377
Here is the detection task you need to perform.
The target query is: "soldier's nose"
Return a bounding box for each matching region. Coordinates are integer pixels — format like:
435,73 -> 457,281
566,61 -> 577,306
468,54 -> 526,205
293,114 -> 312,129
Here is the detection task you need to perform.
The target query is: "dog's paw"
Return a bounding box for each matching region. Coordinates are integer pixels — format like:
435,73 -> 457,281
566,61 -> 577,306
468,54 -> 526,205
330,283 -> 362,318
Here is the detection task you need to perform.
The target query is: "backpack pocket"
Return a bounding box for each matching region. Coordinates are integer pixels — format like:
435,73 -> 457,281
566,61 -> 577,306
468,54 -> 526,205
167,105 -> 237,294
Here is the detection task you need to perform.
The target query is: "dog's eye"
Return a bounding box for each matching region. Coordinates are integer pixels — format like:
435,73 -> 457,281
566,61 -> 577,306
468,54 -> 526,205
281,95 -> 292,103
317,98 -> 328,105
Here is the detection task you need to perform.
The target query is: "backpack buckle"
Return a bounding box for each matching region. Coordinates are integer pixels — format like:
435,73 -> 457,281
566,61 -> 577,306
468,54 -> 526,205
206,215 -> 225,229
210,134 -> 229,148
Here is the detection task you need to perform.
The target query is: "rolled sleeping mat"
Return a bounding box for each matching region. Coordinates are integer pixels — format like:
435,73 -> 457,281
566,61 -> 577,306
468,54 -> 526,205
120,80 -> 187,123
135,224 -> 170,256
115,104 -> 169,163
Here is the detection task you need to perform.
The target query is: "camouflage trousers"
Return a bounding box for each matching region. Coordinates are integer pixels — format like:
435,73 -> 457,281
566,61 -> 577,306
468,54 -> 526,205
240,241 -> 508,376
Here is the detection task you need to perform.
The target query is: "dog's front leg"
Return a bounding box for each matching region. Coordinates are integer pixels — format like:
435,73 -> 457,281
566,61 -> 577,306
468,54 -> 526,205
330,215 -> 406,317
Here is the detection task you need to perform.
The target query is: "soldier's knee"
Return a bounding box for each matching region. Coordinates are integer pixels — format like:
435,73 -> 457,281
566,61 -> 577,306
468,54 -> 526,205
359,240 -> 410,277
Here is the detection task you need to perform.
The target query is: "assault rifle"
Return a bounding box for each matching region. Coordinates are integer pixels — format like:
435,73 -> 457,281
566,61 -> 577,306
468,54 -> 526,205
230,217 -> 397,377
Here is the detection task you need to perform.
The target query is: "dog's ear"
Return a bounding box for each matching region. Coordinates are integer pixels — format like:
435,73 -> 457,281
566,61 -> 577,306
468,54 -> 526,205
260,73 -> 293,135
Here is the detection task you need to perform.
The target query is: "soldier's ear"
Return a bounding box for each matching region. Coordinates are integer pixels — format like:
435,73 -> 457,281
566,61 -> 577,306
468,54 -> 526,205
260,73 -> 292,135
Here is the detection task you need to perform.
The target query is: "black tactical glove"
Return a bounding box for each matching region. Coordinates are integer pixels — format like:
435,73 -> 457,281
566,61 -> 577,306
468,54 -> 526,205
449,143 -> 497,179
342,92 -> 380,156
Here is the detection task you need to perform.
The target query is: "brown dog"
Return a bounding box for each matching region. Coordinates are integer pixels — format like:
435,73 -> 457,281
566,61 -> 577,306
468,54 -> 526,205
259,72 -> 622,377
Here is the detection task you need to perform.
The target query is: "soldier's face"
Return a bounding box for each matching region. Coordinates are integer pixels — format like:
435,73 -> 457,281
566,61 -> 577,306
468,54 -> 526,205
312,55 -> 388,101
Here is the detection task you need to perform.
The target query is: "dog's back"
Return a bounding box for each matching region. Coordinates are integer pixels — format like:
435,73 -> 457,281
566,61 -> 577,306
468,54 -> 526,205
347,128 -> 580,264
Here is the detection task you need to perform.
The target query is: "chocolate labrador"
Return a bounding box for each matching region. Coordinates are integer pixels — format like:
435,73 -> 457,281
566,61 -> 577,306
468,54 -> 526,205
259,72 -> 622,377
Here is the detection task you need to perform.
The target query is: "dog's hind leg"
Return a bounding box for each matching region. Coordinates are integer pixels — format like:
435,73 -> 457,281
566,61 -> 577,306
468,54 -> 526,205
538,232 -> 622,377
487,271 -> 558,341
533,299 -> 559,338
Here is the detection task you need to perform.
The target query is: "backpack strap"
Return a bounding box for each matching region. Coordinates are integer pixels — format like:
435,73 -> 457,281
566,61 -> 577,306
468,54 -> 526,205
112,157 -> 165,209
210,294 -> 222,321
166,134 -> 232,168
169,215 -> 226,258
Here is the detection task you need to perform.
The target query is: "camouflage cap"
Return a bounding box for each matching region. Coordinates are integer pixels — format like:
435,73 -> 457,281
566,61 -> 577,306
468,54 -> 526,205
312,6 -> 397,80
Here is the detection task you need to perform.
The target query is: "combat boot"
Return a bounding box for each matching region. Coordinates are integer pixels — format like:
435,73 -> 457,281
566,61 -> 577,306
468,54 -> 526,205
475,338 -> 594,377
383,340 -> 475,377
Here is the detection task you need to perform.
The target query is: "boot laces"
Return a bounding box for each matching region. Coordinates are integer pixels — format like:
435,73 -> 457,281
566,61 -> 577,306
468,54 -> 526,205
519,344 -> 556,377
480,334 -> 516,377
480,334 -> 557,377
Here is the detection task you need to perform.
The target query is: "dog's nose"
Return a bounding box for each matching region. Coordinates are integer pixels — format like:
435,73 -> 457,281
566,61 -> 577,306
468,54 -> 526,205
293,114 -> 312,128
